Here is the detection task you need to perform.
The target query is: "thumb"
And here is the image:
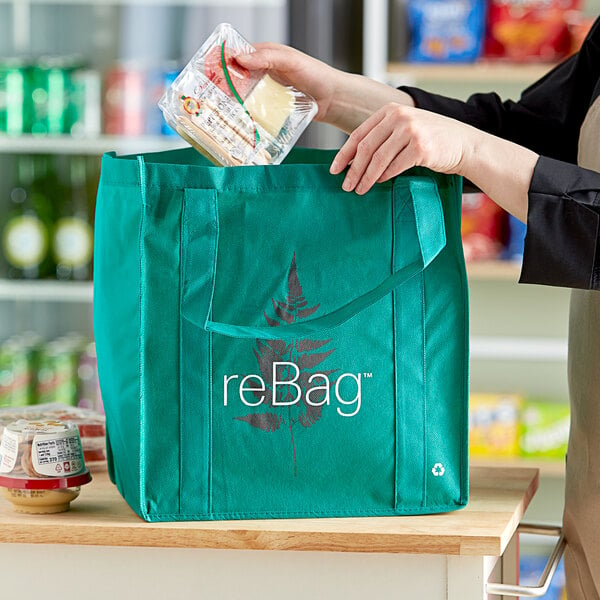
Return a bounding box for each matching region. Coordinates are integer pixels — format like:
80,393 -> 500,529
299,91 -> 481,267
236,50 -> 269,71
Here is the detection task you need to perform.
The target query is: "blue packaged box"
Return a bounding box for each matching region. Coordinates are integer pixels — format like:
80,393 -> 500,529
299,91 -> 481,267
407,0 -> 486,63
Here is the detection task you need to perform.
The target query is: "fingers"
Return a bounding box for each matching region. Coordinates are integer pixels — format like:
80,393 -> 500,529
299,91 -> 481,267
332,104 -> 415,195
330,103 -> 423,195
353,134 -> 412,194
342,128 -> 406,194
329,108 -> 388,175
377,142 -> 419,183
236,43 -> 299,72
337,122 -> 397,193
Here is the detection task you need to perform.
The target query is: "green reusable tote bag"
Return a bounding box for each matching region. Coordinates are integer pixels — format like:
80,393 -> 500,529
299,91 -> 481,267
93,147 -> 469,522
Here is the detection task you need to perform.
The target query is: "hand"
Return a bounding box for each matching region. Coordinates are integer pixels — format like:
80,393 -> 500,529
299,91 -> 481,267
237,43 -> 339,123
237,44 -> 415,133
330,102 -> 480,195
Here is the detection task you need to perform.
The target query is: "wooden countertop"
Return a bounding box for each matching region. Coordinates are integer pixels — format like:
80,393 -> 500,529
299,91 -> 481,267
0,466 -> 538,557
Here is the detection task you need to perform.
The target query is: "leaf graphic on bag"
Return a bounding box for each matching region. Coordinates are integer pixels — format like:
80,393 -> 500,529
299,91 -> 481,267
272,299 -> 295,323
234,413 -> 282,432
235,254 -> 337,476
299,350 -> 335,370
295,339 -> 330,353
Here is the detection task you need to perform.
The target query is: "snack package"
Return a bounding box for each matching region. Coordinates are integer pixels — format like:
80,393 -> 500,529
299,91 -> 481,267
469,393 -> 522,457
520,399 -> 570,459
502,214 -> 527,261
0,418 -> 91,513
407,0 -> 486,63
485,0 -> 582,62
565,12 -> 596,56
0,403 -> 106,469
159,23 -> 317,166
461,193 -> 508,261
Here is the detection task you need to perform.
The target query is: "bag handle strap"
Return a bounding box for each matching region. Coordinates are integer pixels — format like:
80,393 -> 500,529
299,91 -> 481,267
192,176 -> 446,340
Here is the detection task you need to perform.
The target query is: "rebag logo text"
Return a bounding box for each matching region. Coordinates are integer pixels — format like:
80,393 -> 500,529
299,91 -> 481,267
224,361 -> 363,417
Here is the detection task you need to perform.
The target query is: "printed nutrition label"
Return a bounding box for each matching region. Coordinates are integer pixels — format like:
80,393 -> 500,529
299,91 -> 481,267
32,432 -> 83,476
0,429 -> 19,473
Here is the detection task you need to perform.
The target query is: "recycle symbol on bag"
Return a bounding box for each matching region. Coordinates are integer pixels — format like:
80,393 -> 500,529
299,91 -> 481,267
432,463 -> 446,477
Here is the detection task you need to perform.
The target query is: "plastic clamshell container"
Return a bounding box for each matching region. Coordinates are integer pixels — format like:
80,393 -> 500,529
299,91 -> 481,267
159,22 -> 318,166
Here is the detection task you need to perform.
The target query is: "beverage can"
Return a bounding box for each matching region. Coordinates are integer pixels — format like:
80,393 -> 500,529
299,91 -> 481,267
0,58 -> 27,135
160,66 -> 180,136
29,56 -> 82,135
103,64 -> 145,135
36,340 -> 80,406
67,68 -> 102,137
0,340 -> 34,408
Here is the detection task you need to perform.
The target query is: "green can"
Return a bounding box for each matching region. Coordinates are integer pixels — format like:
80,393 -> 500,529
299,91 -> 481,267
29,57 -> 81,135
0,58 -> 28,135
0,337 -> 37,407
36,338 -> 81,405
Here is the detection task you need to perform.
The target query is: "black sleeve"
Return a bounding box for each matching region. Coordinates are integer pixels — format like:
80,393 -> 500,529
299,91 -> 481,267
520,157 -> 600,290
400,17 -> 600,162
399,19 -> 600,290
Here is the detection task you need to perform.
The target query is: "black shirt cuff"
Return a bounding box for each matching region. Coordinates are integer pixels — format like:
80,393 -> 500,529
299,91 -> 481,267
520,156 -> 600,290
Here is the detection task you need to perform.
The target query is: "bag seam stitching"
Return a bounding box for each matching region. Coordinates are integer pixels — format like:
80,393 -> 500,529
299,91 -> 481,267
179,191 -> 186,515
100,183 -> 395,194
421,271 -> 427,509
392,182 -> 399,511
139,504 -> 467,519
136,156 -> 149,520
457,176 -> 470,504
208,190 -> 219,517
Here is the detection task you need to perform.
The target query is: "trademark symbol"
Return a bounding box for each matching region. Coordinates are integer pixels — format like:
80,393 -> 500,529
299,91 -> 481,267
363,372 -> 373,379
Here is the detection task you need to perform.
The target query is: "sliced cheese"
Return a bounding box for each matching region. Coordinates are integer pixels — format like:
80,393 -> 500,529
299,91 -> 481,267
244,75 -> 295,137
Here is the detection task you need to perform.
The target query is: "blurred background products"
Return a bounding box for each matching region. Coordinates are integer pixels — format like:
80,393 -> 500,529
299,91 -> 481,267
407,0 -> 487,63
461,193 -> 508,261
0,154 -> 97,280
400,0 -> 593,64
469,393 -> 522,457
52,156 -> 94,281
520,399 -> 570,459
460,194 -> 529,263
0,56 -> 101,137
0,333 -> 101,412
2,155 -> 54,279
485,0 -> 583,62
469,393 -> 570,461
503,214 -> 527,261
520,555 -> 566,600
0,56 -> 179,138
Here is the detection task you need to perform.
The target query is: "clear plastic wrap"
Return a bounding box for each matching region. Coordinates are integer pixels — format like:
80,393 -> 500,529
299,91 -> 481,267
0,403 -> 106,470
159,23 -> 317,166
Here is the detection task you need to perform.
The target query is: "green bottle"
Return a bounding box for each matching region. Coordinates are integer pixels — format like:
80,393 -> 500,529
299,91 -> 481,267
52,156 -> 94,280
1,156 -> 54,279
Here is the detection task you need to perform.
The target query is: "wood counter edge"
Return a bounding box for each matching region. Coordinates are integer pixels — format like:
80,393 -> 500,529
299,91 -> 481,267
0,467 -> 539,557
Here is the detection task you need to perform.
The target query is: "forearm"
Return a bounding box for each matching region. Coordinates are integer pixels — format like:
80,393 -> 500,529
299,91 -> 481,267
459,129 -> 539,223
326,73 -> 415,133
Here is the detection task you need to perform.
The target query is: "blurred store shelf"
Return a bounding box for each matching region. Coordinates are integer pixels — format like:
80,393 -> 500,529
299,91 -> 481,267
471,456 -> 565,478
3,0 -> 284,5
0,134 -> 189,156
387,61 -> 556,84
466,260 -> 522,281
471,336 -> 567,361
0,279 -> 93,302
